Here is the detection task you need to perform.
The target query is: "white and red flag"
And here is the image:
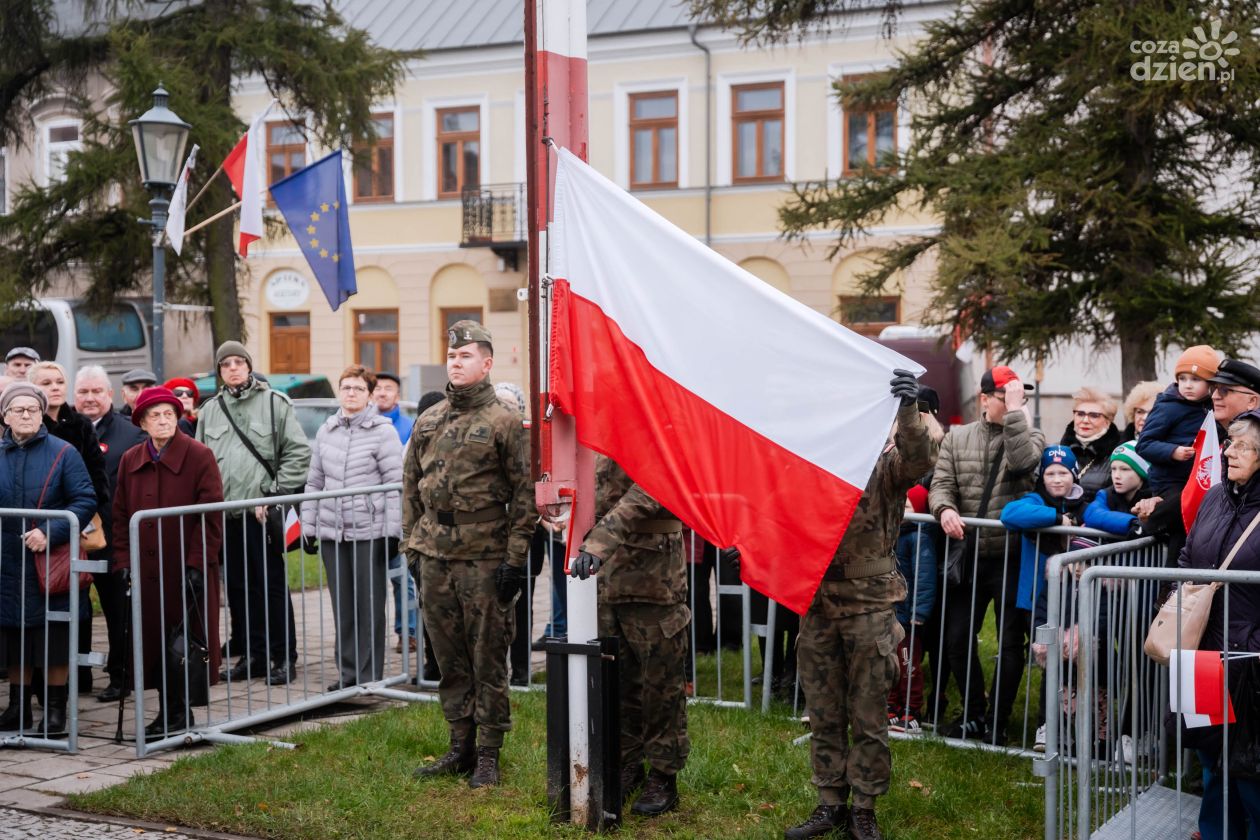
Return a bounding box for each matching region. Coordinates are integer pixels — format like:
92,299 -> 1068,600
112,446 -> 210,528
164,144 -> 198,256
222,100 -> 276,256
1170,649 -> 1236,729
547,148 -> 922,614
284,507 -> 301,551
1182,412 -> 1222,531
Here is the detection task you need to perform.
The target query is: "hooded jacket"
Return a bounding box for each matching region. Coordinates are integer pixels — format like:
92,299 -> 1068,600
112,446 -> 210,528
302,408 -> 403,542
1136,383 -> 1212,494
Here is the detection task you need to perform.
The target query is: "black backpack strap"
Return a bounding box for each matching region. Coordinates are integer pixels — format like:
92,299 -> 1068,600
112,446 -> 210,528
217,393 -> 277,484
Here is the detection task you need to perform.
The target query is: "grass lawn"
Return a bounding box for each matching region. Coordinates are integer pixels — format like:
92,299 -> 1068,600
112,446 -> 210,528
72,689 -> 1043,840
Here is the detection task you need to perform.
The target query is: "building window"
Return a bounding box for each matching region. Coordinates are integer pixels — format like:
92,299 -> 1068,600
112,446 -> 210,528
353,114 -> 394,203
732,83 -> 784,183
267,122 -> 306,186
838,295 -> 900,338
46,122 -> 81,184
269,312 -> 310,374
843,84 -> 897,174
355,309 -> 399,372
629,92 -> 678,189
437,107 -> 480,199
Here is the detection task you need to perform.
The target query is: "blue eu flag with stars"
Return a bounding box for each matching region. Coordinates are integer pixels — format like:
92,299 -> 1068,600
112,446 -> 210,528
269,149 -> 357,311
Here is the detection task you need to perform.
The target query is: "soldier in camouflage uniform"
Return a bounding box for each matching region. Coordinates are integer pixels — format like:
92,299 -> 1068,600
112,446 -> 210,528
570,455 -> 689,817
784,370 -> 937,840
402,321 -> 535,789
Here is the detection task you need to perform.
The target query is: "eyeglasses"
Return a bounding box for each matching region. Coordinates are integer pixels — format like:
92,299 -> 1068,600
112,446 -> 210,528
4,406 -> 40,417
339,384 -> 368,393
1224,440 -> 1258,455
1073,410 -> 1105,421
171,388 -> 194,397
1214,385 -> 1258,398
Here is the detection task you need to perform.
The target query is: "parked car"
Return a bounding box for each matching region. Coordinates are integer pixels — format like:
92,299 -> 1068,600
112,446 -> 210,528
192,373 -> 335,406
291,398 -> 419,442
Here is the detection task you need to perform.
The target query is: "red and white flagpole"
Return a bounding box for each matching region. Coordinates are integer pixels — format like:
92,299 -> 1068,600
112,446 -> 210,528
526,0 -> 595,827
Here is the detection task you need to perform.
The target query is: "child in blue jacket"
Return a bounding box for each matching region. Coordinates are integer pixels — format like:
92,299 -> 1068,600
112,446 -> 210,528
1083,441 -> 1152,537
1135,345 -> 1217,496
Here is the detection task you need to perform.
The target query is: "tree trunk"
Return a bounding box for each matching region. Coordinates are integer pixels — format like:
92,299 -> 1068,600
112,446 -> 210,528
201,6 -> 243,347
1117,321 -> 1157,398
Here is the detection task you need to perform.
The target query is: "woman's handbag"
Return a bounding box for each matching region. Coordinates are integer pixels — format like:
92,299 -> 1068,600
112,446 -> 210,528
32,446 -> 91,596
1144,510 -> 1260,665
81,513 -> 107,552
165,577 -> 211,707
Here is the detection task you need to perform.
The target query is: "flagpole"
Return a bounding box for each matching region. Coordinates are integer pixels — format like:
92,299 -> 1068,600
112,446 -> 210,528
184,163 -> 224,214
182,200 -> 241,238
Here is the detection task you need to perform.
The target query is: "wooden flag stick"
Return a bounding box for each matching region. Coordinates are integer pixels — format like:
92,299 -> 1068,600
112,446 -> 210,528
183,200 -> 241,238
185,163 -> 226,215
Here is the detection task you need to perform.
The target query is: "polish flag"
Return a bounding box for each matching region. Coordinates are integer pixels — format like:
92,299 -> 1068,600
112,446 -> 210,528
548,148 -> 923,614
1182,413 -> 1222,531
222,100 -> 275,256
164,144 -> 198,256
284,507 -> 301,551
1170,649 -> 1235,729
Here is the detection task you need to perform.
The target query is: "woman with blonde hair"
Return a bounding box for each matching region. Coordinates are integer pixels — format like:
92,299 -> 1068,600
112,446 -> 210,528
1060,386 -> 1122,501
1122,381 -> 1163,440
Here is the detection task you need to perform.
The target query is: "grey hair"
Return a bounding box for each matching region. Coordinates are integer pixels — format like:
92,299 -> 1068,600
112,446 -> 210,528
75,364 -> 111,389
1228,417 -> 1260,448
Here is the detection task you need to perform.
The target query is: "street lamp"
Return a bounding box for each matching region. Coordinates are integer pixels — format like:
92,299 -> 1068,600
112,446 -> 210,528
129,83 -> 190,381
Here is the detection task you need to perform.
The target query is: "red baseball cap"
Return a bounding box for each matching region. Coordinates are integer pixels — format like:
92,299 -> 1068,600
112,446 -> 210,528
981,365 -> 1034,394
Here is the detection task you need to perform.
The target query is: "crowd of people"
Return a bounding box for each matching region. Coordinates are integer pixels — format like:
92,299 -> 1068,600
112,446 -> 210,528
2,328 -> 1256,839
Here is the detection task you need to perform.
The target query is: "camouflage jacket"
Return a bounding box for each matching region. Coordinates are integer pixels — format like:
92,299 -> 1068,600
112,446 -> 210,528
401,379 -> 533,567
827,403 -> 938,575
581,455 -> 685,605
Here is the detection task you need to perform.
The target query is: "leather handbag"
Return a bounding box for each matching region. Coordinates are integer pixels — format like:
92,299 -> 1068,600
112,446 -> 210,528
1144,510 -> 1260,665
165,582 -> 211,708
81,513 -> 107,552
32,446 -> 90,595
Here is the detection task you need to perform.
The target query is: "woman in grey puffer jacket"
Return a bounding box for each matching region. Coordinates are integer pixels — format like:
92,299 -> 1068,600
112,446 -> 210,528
302,365 -> 403,690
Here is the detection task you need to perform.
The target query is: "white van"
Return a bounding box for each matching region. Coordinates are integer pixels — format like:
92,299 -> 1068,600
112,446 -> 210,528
0,298 -> 152,402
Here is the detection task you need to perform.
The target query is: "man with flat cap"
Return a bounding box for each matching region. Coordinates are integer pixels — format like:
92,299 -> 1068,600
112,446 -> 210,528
5,347 -> 40,381
403,320 -> 534,789
119,369 -> 157,418
1141,357 -> 1260,563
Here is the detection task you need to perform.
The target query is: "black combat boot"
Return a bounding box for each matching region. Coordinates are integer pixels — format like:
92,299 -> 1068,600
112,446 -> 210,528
620,761 -> 646,805
0,685 -> 33,732
413,731 -> 476,778
468,746 -> 501,788
784,804 -> 848,839
631,769 -> 678,816
33,684 -> 67,737
847,807 -> 884,840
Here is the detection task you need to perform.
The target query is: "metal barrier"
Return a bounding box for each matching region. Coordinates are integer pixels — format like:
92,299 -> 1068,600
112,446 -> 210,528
127,484 -> 437,758
1055,559 -> 1260,840
0,508 -> 96,752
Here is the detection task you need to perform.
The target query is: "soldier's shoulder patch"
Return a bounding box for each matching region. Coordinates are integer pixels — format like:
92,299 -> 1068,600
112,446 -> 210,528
467,424 -> 493,444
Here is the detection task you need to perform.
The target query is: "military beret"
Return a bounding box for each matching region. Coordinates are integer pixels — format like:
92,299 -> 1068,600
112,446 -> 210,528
1210,358 -> 1260,393
448,320 -> 493,349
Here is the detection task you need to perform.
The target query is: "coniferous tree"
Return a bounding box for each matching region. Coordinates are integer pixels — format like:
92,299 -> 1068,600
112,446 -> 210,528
0,0 -> 412,343
690,0 -> 1260,391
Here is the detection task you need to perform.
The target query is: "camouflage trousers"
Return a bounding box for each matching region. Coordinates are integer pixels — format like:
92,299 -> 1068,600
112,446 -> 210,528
418,554 -> 515,747
599,601 -> 691,775
798,572 -> 906,809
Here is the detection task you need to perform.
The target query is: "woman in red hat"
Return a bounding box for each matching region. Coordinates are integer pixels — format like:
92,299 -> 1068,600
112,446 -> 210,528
112,387 -> 224,740
162,378 -> 200,436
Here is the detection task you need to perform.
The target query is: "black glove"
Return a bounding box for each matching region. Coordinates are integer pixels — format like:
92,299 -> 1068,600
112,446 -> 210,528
185,566 -> 205,599
719,547 -> 741,569
570,551 -> 602,580
494,562 -> 527,604
891,369 -> 919,406
385,537 -> 400,558
1126,520 -> 1144,538
302,535 -> 320,556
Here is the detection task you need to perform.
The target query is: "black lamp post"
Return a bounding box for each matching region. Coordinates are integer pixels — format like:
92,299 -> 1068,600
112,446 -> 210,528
129,84 -> 190,381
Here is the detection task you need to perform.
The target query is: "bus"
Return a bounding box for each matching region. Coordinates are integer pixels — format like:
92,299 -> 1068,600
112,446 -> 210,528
0,298 -> 152,403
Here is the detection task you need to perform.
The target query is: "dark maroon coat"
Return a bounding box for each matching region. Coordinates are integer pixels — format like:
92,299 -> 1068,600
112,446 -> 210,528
112,430 -> 224,689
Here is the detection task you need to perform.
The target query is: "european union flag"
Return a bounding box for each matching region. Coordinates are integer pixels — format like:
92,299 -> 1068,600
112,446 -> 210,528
269,149 -> 357,311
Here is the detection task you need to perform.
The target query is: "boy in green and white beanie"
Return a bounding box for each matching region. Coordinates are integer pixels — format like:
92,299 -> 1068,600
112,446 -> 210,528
1082,440 -> 1152,536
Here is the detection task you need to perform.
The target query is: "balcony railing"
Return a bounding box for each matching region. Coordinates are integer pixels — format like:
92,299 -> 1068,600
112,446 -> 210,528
461,182 -> 527,249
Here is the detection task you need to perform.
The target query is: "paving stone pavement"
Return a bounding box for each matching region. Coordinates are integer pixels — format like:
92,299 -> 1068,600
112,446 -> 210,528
0,574 -> 554,837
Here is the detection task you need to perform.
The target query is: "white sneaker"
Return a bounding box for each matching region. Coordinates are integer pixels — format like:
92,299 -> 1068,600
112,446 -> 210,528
1118,734 -> 1135,765
899,715 -> 922,736
1034,724 -> 1047,753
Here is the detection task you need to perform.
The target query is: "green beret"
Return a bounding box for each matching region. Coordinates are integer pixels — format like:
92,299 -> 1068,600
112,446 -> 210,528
448,320 -> 493,349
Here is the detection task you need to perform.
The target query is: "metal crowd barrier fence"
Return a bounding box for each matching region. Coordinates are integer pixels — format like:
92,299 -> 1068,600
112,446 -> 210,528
1057,560 -> 1260,840
127,484 -> 437,758
0,508 -> 94,753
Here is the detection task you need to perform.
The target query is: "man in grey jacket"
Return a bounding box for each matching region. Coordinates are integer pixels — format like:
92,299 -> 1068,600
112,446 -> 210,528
197,341 -> 311,685
928,365 -> 1044,744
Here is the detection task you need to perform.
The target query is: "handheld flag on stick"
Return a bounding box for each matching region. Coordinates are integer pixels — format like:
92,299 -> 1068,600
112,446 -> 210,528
1183,413 -> 1222,531
1170,649 -> 1236,728
222,99 -> 276,255
284,507 -> 301,551
269,150 -> 357,311
165,144 -> 199,256
547,147 -> 922,614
